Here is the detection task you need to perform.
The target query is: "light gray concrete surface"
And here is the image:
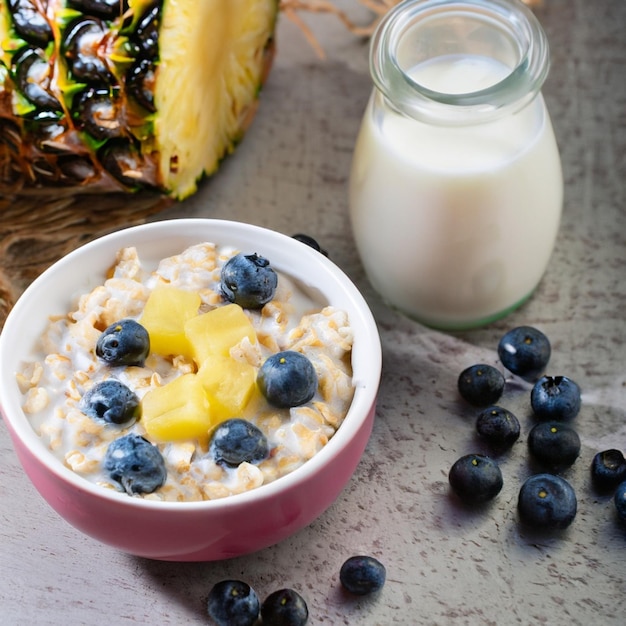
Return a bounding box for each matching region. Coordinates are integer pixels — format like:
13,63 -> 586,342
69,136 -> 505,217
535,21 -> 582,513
1,1 -> 625,624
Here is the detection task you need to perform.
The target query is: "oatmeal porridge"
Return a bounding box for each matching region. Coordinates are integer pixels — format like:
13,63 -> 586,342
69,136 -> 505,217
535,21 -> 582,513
17,243 -> 355,502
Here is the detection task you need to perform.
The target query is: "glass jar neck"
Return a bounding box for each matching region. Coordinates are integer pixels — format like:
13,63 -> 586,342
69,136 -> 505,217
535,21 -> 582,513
370,0 -> 550,125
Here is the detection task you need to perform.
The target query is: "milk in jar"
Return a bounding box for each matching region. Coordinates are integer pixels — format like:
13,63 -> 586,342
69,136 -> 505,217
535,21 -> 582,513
349,0 -> 564,329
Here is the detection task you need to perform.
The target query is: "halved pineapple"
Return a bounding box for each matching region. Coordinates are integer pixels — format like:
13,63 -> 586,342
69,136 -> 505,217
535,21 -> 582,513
0,0 -> 279,199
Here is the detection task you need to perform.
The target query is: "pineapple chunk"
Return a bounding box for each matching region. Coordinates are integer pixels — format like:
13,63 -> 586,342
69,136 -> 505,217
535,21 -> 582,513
185,304 -> 257,364
197,355 -> 257,423
142,373 -> 211,442
140,285 -> 201,358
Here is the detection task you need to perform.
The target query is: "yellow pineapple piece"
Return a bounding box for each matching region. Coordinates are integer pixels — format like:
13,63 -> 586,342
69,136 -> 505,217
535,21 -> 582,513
184,304 -> 257,365
142,373 -> 211,442
197,355 -> 257,423
140,285 -> 201,358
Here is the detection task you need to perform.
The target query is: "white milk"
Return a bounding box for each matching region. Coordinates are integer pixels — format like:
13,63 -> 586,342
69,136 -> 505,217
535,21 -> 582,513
349,54 -> 563,328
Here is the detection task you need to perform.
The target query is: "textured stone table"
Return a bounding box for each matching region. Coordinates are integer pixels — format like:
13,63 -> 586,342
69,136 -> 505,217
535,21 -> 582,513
1,1 -> 625,624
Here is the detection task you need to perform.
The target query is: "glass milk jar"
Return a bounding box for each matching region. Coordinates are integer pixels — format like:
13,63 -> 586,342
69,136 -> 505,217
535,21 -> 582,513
349,0 -> 563,329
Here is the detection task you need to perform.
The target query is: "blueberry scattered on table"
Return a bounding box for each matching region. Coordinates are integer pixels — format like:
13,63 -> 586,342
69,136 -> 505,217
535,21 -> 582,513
457,364 -> 505,407
103,433 -> 166,495
80,379 -> 140,425
95,318 -> 150,367
497,326 -> 551,380
448,454 -> 503,504
339,555 -> 386,596
220,252 -> 278,309
257,350 -> 318,409
530,375 -> 582,421
209,418 -> 269,467
206,580 -> 260,626
614,481 -> 626,524
292,233 -> 328,257
261,588 -> 309,626
527,421 -> 581,470
452,326 -> 626,533
591,449 -> 626,493
517,473 -> 577,529
475,406 -> 520,451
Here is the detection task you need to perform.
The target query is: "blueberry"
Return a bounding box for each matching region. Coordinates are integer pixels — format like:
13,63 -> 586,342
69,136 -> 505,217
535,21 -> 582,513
260,588 -> 308,626
292,233 -> 328,257
518,473 -> 577,529
615,481 -> 626,524
257,351 -> 318,409
448,454 -> 503,504
104,434 -> 166,495
527,421 -> 581,469
220,252 -> 278,309
475,406 -> 521,451
339,555 -> 386,596
96,319 -> 150,367
209,418 -> 269,467
591,449 -> 626,493
457,364 -> 505,407
531,375 -> 581,421
80,379 -> 140,425
497,326 -> 551,380
206,580 -> 260,626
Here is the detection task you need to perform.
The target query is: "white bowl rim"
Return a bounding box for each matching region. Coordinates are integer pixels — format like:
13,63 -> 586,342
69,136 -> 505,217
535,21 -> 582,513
0,218 -> 382,511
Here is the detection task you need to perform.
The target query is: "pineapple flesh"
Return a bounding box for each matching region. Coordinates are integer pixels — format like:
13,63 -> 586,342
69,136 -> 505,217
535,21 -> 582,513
156,0 -> 277,198
140,284 -> 201,359
0,0 -> 278,199
196,354 -> 257,425
139,294 -> 260,442
142,372 -> 212,442
184,302 -> 257,365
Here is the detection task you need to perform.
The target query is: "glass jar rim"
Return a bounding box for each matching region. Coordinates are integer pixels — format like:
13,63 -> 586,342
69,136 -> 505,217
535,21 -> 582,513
370,0 -> 551,124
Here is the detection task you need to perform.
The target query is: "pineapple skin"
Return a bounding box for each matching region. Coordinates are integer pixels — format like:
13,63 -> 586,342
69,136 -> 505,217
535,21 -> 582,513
0,0 -> 279,199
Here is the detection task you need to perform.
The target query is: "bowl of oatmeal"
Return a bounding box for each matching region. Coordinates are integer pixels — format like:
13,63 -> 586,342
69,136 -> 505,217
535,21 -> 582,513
0,219 -> 381,561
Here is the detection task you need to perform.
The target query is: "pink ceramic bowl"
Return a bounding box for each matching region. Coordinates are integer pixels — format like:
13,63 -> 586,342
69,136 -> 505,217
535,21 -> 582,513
0,219 -> 381,561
